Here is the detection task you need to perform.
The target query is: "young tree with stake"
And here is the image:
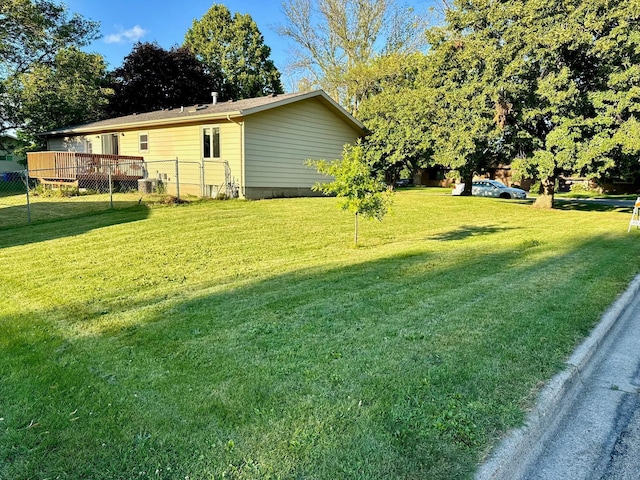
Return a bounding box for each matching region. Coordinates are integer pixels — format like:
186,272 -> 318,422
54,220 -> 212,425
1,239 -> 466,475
308,143 -> 393,246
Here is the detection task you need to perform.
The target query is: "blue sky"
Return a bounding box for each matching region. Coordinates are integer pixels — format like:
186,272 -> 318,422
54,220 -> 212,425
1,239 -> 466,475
63,0 -> 436,91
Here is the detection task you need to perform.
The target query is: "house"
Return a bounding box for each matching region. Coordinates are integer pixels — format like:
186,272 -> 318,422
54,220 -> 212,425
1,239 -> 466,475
37,90 -> 366,199
414,164 -> 532,191
0,134 -> 26,175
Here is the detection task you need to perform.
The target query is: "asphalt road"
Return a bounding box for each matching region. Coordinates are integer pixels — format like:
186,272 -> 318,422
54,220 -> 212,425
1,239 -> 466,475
599,397 -> 640,480
509,282 -> 640,479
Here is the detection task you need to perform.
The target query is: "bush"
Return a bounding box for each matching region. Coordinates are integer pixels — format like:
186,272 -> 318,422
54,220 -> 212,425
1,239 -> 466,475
569,182 -> 600,194
31,183 -> 79,198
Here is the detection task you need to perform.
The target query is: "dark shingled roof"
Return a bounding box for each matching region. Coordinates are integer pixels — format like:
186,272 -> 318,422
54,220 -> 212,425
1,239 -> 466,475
43,90 -> 366,136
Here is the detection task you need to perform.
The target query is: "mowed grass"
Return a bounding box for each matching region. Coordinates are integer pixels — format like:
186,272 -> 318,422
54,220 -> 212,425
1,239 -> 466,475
0,190 -> 146,228
1,189 -> 640,479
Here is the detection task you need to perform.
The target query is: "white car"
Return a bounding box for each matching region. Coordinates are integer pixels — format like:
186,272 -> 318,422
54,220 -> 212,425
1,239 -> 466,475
452,180 -> 527,199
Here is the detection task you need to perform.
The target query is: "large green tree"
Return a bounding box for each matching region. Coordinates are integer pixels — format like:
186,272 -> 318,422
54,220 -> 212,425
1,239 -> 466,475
0,0 -> 100,137
184,4 -> 283,100
362,0 -> 640,207
572,0 -> 640,192
9,47 -> 110,147
437,0 -> 640,207
498,0 -> 605,207
357,33 -> 508,190
107,42 -> 224,117
356,53 -> 435,185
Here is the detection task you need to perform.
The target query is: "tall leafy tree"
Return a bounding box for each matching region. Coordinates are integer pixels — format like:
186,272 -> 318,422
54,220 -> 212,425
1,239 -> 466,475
353,0 -> 640,205
358,36 -> 508,190
107,42 -> 224,117
277,0 -> 428,113
184,4 -> 283,100
423,17 -> 511,195
498,0 -> 602,207
0,0 -> 100,136
437,0 -> 640,207
9,47 -> 110,148
357,53 -> 436,185
571,0 -> 640,192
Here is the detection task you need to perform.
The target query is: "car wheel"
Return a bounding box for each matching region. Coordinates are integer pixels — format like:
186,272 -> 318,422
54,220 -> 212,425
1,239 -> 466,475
499,192 -> 511,199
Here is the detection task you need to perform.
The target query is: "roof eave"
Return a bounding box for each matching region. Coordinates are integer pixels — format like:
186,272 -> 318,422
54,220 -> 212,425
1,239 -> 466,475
41,110 -> 244,137
41,90 -> 368,138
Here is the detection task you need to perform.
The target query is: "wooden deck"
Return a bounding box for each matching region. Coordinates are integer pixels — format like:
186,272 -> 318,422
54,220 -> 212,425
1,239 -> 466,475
27,152 -> 145,182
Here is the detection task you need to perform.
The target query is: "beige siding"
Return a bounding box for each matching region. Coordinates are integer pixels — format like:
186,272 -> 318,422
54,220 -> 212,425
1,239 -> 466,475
48,122 -> 242,197
119,122 -> 242,196
243,98 -> 361,189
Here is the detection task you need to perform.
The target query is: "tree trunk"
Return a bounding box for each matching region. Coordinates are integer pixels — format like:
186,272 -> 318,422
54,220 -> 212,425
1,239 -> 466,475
533,177 -> 555,209
385,170 -> 396,188
461,174 -> 473,196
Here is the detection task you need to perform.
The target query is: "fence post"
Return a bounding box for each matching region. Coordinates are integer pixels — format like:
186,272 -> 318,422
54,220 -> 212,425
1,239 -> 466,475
224,161 -> 232,197
108,163 -> 113,208
24,169 -> 31,224
175,157 -> 180,201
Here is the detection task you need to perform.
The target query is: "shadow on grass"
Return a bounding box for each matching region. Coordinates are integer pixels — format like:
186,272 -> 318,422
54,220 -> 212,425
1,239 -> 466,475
0,181 -> 26,198
429,225 -> 514,241
4,231 -> 640,479
553,199 -> 633,213
0,203 -> 150,249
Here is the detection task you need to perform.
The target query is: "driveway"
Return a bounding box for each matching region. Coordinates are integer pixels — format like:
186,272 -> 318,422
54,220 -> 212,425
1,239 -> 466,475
554,197 -> 636,209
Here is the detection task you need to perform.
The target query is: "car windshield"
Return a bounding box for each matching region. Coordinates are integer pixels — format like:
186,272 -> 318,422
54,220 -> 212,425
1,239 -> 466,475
488,180 -> 507,188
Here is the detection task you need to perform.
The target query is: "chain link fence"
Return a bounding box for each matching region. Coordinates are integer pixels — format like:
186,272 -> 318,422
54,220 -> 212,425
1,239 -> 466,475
0,170 -> 28,228
0,157 -> 238,229
144,159 -> 236,199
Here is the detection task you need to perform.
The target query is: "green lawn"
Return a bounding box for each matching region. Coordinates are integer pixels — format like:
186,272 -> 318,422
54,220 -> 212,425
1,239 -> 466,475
2,189 -> 639,479
0,191 -> 147,228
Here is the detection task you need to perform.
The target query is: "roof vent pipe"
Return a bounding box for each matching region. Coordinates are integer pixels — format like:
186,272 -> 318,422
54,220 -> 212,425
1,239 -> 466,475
212,92 -> 218,105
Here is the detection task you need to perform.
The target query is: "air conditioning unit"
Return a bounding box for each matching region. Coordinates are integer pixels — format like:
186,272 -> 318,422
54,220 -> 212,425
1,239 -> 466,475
204,184 -> 219,197
138,178 -> 157,194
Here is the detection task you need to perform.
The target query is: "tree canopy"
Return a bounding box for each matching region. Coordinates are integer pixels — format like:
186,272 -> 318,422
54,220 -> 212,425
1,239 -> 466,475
10,47 -> 110,147
184,4 -> 283,100
356,0 -> 640,206
0,0 -> 99,77
356,53 -> 435,185
0,0 -> 107,152
107,42 -> 223,117
430,0 -> 640,206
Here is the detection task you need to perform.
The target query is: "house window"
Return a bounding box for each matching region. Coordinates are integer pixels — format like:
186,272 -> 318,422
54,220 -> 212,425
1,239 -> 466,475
202,127 -> 220,158
139,133 -> 149,152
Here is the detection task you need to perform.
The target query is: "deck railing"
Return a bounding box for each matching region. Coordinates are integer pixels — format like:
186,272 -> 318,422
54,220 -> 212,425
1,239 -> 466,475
27,152 -> 145,180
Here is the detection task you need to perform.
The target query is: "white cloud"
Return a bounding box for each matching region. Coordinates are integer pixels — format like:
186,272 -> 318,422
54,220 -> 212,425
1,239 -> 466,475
104,25 -> 147,44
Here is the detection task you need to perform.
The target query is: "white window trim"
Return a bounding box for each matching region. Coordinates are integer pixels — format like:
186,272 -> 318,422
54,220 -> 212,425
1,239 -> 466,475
202,126 -> 221,159
139,132 -> 149,153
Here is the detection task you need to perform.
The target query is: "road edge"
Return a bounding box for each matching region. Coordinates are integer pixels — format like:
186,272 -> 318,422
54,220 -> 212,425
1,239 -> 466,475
474,274 -> 640,480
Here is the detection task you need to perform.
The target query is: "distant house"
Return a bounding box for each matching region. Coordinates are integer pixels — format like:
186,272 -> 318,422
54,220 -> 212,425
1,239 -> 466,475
0,134 -> 26,173
37,90 -> 366,199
